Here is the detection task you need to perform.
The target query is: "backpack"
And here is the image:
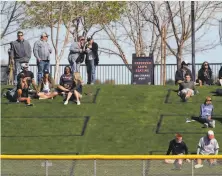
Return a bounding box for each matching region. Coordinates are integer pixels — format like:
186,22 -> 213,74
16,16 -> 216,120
216,89 -> 222,96
6,87 -> 17,102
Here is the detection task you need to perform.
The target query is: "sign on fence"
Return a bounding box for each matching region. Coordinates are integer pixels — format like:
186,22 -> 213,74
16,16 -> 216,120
132,54 -> 154,85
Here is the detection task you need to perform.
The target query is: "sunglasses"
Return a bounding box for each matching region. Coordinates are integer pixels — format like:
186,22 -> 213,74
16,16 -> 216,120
204,64 -> 208,66
18,35 -> 23,36
207,100 -> 212,101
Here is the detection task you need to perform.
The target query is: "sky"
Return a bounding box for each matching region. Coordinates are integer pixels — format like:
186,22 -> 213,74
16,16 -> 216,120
1,4 -> 222,66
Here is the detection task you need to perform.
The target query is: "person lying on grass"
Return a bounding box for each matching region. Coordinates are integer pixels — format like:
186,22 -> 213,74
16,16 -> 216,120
178,73 -> 196,102
57,66 -> 83,105
194,130 -> 219,169
37,69 -> 58,99
165,133 -> 190,170
199,96 -> 215,128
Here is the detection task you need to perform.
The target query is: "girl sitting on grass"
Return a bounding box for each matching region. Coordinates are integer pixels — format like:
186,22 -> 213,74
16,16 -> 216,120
199,96 -> 215,128
63,72 -> 83,105
37,69 -> 58,99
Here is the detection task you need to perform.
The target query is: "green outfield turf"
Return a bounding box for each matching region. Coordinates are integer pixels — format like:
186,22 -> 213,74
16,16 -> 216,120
1,85 -> 222,175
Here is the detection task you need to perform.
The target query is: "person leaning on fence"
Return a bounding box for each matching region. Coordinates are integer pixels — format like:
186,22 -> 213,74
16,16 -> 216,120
37,69 -> 58,100
218,66 -> 222,86
178,73 -> 196,102
165,133 -> 190,170
197,61 -> 213,86
85,37 -> 99,85
68,36 -> 86,73
175,60 -> 192,85
199,96 -> 215,128
194,130 -> 219,169
33,32 -> 52,84
10,31 -> 32,85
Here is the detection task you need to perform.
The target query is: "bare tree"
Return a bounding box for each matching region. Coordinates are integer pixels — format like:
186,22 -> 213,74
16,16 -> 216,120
1,1 -> 25,42
139,1 -> 222,69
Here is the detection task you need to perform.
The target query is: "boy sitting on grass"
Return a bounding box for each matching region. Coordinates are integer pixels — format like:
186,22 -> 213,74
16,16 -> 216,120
178,73 -> 196,102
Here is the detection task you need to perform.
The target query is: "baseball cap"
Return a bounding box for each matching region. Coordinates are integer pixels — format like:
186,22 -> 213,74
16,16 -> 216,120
43,69 -> 49,74
181,60 -> 189,65
41,32 -> 49,37
21,63 -> 29,69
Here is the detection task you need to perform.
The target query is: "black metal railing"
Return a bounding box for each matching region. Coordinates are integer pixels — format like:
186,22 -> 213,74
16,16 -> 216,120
1,63 -> 221,85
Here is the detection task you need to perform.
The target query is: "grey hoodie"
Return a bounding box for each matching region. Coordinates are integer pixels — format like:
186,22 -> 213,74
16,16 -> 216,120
68,42 -> 82,63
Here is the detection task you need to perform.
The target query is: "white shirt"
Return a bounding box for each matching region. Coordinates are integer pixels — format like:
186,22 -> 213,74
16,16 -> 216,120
43,81 -> 50,92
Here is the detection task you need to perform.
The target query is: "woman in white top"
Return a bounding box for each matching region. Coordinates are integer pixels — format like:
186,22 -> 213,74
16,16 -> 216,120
37,69 -> 58,99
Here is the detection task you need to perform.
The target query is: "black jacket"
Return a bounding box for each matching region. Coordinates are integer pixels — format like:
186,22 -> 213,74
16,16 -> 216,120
166,139 -> 188,155
175,68 -> 192,84
198,68 -> 213,85
85,42 -> 99,66
219,66 -> 222,79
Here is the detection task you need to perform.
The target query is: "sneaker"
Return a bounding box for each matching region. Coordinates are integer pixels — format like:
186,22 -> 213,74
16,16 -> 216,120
64,101 -> 68,105
194,164 -> 203,169
16,99 -> 20,103
212,120 -> 216,128
203,123 -> 209,128
27,103 -> 33,106
39,97 -> 47,100
77,100 -> 81,105
186,118 -> 191,123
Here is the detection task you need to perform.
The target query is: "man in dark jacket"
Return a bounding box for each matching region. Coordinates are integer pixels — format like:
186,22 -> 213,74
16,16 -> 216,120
85,37 -> 99,84
219,66 -> 222,86
10,31 -> 32,85
165,134 -> 190,170
175,61 -> 192,84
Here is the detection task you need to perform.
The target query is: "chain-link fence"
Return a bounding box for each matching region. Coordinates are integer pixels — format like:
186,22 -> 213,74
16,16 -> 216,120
1,156 -> 222,176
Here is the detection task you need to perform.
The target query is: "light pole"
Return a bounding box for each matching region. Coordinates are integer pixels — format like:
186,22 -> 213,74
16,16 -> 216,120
191,1 -> 195,81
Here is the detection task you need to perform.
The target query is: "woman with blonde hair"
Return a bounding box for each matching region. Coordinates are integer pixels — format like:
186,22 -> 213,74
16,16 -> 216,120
199,96 -> 215,128
63,72 -> 83,105
37,69 -> 58,99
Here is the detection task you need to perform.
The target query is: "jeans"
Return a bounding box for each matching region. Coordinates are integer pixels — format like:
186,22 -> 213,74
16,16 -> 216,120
69,61 -> 80,73
86,59 -> 96,84
14,60 -> 25,85
37,60 -> 50,84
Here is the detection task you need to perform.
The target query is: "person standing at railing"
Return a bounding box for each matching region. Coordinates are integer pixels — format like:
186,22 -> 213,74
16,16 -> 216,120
219,66 -> 222,86
10,31 -> 32,85
85,37 -> 99,85
197,61 -> 213,86
165,133 -> 190,170
195,130 -> 219,169
68,36 -> 86,73
33,32 -> 52,84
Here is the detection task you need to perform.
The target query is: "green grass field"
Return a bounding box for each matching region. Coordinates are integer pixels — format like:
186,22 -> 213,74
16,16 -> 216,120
1,85 -> 222,175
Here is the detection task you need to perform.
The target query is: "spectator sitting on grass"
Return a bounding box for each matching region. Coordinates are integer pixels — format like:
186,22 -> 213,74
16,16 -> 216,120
178,73 -> 196,102
195,130 -> 219,169
165,133 -> 190,170
197,61 -> 213,86
16,63 -> 38,106
57,66 -> 82,105
17,73 -> 33,106
175,60 -> 192,85
63,72 -> 83,105
37,69 -> 58,99
199,96 -> 215,128
218,66 -> 222,86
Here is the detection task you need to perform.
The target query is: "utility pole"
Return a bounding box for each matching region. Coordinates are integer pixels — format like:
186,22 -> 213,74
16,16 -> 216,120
191,1 -> 196,81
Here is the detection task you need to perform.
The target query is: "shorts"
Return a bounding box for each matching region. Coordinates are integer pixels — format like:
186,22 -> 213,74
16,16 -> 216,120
181,88 -> 194,96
